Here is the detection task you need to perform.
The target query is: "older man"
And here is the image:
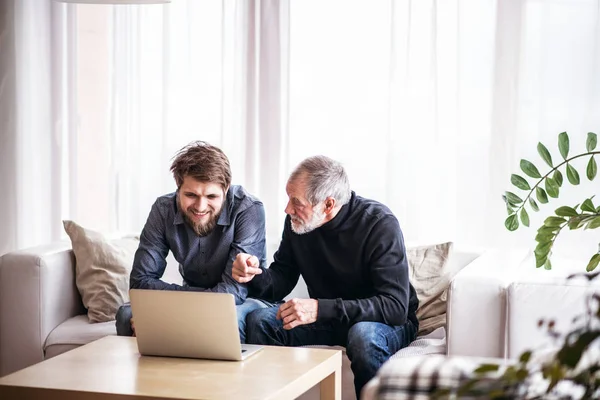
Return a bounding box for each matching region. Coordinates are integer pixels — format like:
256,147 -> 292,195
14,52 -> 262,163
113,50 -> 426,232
116,141 -> 268,343
232,155 -> 419,398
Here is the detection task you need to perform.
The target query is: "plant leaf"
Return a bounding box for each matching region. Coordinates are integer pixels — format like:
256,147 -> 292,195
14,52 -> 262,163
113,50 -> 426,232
545,177 -> 559,198
544,216 -> 566,227
505,214 -> 519,231
537,142 -> 553,167
511,174 -> 530,190
555,206 -> 578,217
587,132 -> 598,152
535,231 -> 554,242
587,254 -> 600,272
586,216 -> 600,230
505,191 -> 523,204
520,159 -> 542,179
558,131 -> 570,159
520,208 -> 530,227
519,350 -> 532,364
581,198 -> 596,213
474,364 -> 500,374
566,163 -> 580,185
544,258 -> 552,270
529,197 -> 539,212
536,187 -> 549,204
553,169 -> 563,187
587,156 -> 597,181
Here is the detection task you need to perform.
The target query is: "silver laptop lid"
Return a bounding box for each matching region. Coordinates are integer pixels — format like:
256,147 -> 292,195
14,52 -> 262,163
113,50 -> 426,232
130,290 -> 248,361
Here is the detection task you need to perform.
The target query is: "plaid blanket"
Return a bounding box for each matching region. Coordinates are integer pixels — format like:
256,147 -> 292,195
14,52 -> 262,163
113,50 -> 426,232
376,355 -> 508,400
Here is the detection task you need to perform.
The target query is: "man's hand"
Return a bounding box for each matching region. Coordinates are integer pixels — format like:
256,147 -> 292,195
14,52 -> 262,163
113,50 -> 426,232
276,298 -> 318,330
232,253 -> 263,283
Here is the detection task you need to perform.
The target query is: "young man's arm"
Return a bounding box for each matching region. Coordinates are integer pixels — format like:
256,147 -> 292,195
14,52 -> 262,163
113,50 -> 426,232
317,215 -> 413,326
130,198 -> 191,291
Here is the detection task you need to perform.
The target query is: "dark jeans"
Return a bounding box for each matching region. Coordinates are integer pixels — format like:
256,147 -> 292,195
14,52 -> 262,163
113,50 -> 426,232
246,306 -> 417,399
115,297 -> 271,343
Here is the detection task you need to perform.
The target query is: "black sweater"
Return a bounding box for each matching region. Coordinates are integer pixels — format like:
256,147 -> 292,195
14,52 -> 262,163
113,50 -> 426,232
249,192 -> 419,328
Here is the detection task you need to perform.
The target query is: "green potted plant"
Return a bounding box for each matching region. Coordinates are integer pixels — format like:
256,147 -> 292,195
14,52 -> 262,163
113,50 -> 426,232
502,132 -> 600,271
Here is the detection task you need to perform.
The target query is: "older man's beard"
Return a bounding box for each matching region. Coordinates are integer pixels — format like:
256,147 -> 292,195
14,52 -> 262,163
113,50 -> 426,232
178,202 -> 222,237
290,208 -> 326,235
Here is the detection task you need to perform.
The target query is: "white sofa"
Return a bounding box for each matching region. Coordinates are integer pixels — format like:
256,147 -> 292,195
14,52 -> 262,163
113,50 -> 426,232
0,241 -> 484,400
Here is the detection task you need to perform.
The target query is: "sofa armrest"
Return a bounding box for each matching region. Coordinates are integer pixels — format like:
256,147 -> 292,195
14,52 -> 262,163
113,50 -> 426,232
0,242 -> 84,376
447,248 -> 529,358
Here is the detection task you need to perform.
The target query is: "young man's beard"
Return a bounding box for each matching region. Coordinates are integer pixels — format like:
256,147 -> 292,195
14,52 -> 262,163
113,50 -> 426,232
177,200 -> 222,237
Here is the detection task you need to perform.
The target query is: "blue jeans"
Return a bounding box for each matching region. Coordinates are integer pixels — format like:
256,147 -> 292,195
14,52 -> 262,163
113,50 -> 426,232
115,297 -> 271,343
246,306 -> 417,399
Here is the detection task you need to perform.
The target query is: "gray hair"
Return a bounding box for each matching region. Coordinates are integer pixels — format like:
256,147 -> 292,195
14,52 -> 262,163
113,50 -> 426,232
289,156 -> 351,206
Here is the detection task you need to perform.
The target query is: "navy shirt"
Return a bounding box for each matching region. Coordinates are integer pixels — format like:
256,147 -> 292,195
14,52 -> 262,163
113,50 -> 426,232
249,192 -> 419,327
130,185 -> 266,305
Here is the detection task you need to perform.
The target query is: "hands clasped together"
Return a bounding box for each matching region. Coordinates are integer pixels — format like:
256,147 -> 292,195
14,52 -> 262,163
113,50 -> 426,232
233,253 -> 318,330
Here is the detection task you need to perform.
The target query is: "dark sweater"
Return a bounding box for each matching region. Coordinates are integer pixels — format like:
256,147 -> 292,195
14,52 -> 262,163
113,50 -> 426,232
249,192 -> 419,328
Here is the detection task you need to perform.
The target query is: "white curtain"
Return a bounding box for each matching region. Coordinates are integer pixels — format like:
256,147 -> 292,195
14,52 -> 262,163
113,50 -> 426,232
288,0 -> 600,256
2,0 -> 599,259
0,0 -> 75,256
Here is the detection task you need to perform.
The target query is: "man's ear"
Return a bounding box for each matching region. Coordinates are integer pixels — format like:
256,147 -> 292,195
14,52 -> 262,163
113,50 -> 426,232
324,197 -> 336,214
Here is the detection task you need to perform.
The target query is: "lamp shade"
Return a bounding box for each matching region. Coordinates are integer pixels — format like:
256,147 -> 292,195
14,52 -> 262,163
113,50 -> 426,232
54,0 -> 170,4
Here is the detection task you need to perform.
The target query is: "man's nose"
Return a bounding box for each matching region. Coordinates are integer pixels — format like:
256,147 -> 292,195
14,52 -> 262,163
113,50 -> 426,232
284,201 -> 294,215
196,197 -> 208,211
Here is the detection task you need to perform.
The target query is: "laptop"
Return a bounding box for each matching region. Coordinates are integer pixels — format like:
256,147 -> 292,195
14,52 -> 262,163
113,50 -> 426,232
129,289 -> 263,361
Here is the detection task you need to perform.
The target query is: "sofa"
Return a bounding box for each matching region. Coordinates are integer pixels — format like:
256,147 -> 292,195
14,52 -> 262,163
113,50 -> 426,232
1,240 -> 486,399
362,250 -> 600,399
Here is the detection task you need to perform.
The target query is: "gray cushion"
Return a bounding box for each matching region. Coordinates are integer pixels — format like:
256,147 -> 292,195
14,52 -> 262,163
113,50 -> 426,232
44,315 -> 116,358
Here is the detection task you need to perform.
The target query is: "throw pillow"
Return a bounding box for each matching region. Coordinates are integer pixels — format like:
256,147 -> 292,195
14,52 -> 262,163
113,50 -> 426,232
406,242 -> 454,336
63,220 -> 139,323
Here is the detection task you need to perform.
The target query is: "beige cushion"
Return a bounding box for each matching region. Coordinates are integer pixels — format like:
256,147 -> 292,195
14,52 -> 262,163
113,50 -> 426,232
407,242 -> 454,336
63,220 -> 139,323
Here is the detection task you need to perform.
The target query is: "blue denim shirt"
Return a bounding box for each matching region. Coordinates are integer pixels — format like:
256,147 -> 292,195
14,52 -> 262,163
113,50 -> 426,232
129,185 -> 266,305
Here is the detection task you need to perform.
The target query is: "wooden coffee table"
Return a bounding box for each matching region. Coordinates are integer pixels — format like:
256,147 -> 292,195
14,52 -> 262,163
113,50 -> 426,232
0,336 -> 342,400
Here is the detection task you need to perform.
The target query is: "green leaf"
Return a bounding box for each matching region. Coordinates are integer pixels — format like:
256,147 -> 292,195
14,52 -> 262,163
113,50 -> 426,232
511,174 -> 530,190
581,198 -> 596,213
544,216 -> 566,227
566,163 -> 580,185
505,191 -> 523,204
536,187 -> 549,204
535,253 -> 547,268
519,350 -> 532,364
555,206 -> 578,217
586,216 -> 600,230
505,214 -> 519,231
520,159 -> 542,179
474,364 -> 500,374
520,208 -> 530,227
553,169 -> 563,187
544,258 -> 552,270
587,156 -> 597,181
535,231 -> 554,242
537,142 -> 553,167
538,225 -> 559,234
558,131 -> 570,159
587,254 -> 600,272
529,197 -> 539,212
587,132 -> 598,152
545,177 -> 559,198
568,216 -> 586,230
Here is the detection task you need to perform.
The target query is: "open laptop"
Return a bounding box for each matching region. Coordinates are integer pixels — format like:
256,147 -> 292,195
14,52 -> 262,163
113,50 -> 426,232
129,289 -> 263,361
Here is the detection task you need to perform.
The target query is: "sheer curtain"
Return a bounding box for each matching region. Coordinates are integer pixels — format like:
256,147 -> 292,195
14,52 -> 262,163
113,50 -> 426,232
2,0 -> 599,259
288,0 -> 600,256
0,0 -> 75,256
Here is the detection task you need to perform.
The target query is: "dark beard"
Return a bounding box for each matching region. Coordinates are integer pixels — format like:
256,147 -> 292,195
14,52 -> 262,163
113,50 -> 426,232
182,209 -> 221,237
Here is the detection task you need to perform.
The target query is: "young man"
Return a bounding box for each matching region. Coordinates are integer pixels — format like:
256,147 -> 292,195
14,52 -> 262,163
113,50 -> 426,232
116,141 -> 268,343
232,155 -> 419,397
